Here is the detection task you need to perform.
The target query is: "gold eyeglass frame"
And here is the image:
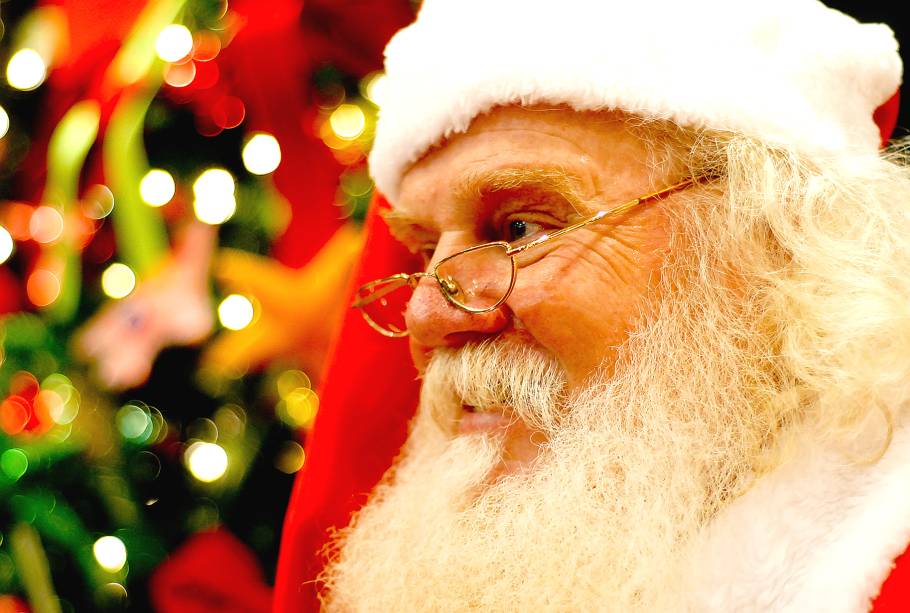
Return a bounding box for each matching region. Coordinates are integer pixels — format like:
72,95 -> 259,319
352,176 -> 703,337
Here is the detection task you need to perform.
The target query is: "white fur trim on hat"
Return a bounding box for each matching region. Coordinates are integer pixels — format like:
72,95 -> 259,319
369,0 -> 902,201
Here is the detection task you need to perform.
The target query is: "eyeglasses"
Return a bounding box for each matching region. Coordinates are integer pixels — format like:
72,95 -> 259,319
352,176 -> 703,337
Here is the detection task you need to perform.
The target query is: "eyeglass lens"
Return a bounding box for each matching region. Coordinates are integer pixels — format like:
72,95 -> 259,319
435,243 -> 514,310
357,277 -> 411,335
358,243 -> 515,334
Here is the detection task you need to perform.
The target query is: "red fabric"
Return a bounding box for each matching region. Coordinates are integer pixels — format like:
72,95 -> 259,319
214,0 -> 343,269
272,195 -> 422,612
873,90 -> 901,148
150,528 -> 273,613
872,543 -> 910,612
216,0 -> 414,269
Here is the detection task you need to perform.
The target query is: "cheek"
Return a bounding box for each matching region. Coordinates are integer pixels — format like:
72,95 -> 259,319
509,231 -> 670,387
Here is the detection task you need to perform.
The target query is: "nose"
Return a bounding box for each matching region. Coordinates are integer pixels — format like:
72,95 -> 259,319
405,271 -> 511,368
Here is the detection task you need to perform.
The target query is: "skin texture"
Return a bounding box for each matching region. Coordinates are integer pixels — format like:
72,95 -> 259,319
389,106 -> 683,462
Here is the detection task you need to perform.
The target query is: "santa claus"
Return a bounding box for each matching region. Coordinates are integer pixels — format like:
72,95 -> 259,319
274,1 -> 910,610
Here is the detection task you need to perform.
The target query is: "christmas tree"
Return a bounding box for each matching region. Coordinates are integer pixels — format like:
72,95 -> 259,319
0,1 -> 413,611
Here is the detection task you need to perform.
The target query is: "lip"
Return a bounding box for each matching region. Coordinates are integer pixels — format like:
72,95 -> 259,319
457,404 -> 512,435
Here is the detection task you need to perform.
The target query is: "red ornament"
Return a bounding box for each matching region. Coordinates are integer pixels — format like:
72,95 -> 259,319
150,528 -> 272,613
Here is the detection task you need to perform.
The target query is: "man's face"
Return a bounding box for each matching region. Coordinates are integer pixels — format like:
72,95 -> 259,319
323,108 -> 785,610
389,106 -> 679,466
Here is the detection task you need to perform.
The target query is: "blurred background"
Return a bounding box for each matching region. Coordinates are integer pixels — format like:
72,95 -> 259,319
0,0 -> 415,611
0,1 -> 905,612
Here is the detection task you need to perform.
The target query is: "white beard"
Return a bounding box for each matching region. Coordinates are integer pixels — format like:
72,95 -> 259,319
320,276 -> 789,611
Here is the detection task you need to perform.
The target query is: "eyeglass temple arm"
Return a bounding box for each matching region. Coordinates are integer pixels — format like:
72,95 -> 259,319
350,271 -> 434,308
507,176 -> 700,256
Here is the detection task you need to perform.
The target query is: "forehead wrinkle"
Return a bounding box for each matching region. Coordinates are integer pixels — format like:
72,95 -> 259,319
452,167 -> 594,214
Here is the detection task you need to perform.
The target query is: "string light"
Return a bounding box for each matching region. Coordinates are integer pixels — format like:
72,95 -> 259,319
0,226 -> 13,265
155,25 -> 194,63
184,442 -> 228,482
101,263 -> 136,299
0,105 -> 9,139
329,104 -> 366,140
93,536 -> 127,572
193,168 -> 236,225
242,133 -> 282,175
139,169 -> 176,207
218,294 -> 255,330
6,49 -> 47,91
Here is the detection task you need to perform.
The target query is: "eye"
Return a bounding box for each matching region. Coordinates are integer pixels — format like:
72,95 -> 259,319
504,218 -> 544,243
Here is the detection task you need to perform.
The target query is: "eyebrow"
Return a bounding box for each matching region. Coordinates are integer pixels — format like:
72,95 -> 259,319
383,166 -> 594,243
452,166 -> 592,213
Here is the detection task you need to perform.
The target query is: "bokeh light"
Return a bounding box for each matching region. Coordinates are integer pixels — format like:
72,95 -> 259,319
211,96 -> 245,129
163,61 -> 196,88
97,583 -> 129,607
193,168 -> 236,225
193,195 -> 238,225
82,184 -> 115,219
101,263 -> 136,299
184,442 -> 228,482
278,387 -> 319,430
43,374 -> 79,425
218,294 -> 254,330
155,24 -> 194,63
0,226 -> 13,265
274,440 -> 306,474
276,369 -> 311,397
29,206 -> 64,244
34,390 -> 63,425
193,31 -> 222,61
139,169 -> 176,207
186,417 -> 218,443
214,404 -> 246,439
26,269 -> 60,307
0,397 -> 30,436
329,104 -> 366,140
360,72 -> 388,106
117,403 -> 153,443
242,133 -> 282,175
5,203 -> 34,240
0,449 -> 28,481
6,49 -> 47,91
0,105 -> 9,139
93,536 -> 127,572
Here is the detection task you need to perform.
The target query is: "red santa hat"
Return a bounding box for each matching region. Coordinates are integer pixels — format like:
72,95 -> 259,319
370,0 -> 902,201
273,2 -> 902,611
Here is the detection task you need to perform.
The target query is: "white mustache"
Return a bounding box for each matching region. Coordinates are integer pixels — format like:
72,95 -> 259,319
422,340 -> 568,434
